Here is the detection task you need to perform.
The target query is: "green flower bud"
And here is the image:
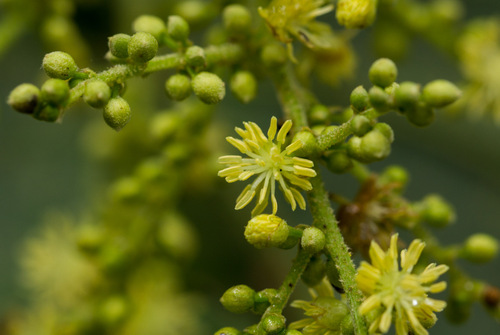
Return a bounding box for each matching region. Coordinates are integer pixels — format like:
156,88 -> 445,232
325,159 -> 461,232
33,105 -> 60,122
368,86 -> 390,111
336,0 -> 377,29
462,234 -> 499,263
110,177 -> 141,202
165,74 -> 191,101
309,104 -> 330,125
326,258 -> 343,292
133,15 -> 166,41
419,194 -> 455,227
103,96 -> 132,131
8,83 -> 40,114
76,224 -> 105,254
292,130 -> 317,157
406,102 -> 435,127
348,130 -> 391,163
191,71 -> 225,104
128,32 -> 158,63
314,297 -> 350,330
174,1 -> 215,26
378,165 -> 409,191
301,256 -> 326,287
84,80 -> 111,109
230,71 -> 257,104
260,43 -> 287,67
262,313 -> 286,334
223,4 -> 252,33
43,51 -> 78,79
372,122 -> 394,143
158,212 -> 197,260
214,327 -> 242,335
394,81 -> 421,111
369,58 -> 397,88
40,78 -> 69,106
185,45 -> 206,68
108,33 -> 131,58
253,288 -> 277,315
167,15 -> 190,42
350,115 -> 372,136
245,214 -> 289,249
350,85 -> 370,112
301,227 -> 326,254
422,79 -> 461,108
220,285 -> 256,314
326,150 -> 353,174
286,331 -> 303,335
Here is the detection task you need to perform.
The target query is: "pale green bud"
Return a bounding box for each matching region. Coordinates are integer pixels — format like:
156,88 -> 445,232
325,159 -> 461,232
108,33 -> 131,58
419,194 -> 455,227
223,4 -> 252,33
260,43 -> 287,67
372,122 -> 394,142
314,297 -> 350,330
43,51 -> 78,79
368,86 -> 390,111
301,227 -> 326,254
214,327 -> 241,335
369,58 -> 398,88
422,79 -> 461,108
462,234 -> 499,263
394,81 -> 421,111
191,72 -> 225,104
220,285 -> 256,314
262,313 -> 286,334
40,78 -> 70,106
8,83 -> 40,114
301,256 -> 326,287
348,130 -> 391,163
292,130 -> 317,157
244,214 -> 289,249
165,74 -> 191,101
350,115 -> 372,136
133,15 -> 166,41
84,80 -> 111,109
33,105 -> 60,122
378,165 -> 409,191
128,32 -> 158,63
326,150 -> 353,174
350,85 -> 370,112
309,104 -> 330,125
230,71 -> 257,104
103,96 -> 132,131
406,102 -> 435,127
336,0 -> 377,29
185,45 -> 206,68
167,15 -> 190,42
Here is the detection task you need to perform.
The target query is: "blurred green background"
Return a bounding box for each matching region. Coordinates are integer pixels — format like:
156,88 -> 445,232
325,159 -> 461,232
1,0 -> 500,333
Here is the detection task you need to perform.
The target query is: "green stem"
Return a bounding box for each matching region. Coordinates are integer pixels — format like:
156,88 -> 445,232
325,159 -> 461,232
272,66 -> 368,335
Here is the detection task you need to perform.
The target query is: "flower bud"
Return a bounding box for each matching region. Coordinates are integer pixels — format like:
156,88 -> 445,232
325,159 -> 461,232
33,105 -> 60,122
128,32 -> 158,63
223,4 -> 252,33
40,78 -> 70,106
43,51 -> 78,79
369,58 -> 397,88
301,256 -> 326,287
314,297 -> 350,330
8,83 -> 40,114
244,214 -> 289,249
84,80 -> 111,109
133,15 -> 166,42
285,331 -> 303,335
368,86 -> 390,111
394,81 -> 421,111
336,0 -> 377,29
406,102 -> 435,127
260,43 -> 287,67
378,165 -> 409,190
422,79 -> 461,108
462,233 -> 499,263
348,130 -> 391,163
230,71 -> 257,104
326,150 -> 353,174
167,15 -> 190,42
262,313 -> 286,334
253,288 -> 277,314
165,74 -> 191,101
108,33 -> 131,58
292,130 -> 317,157
419,194 -> 455,227
214,327 -> 242,335
76,224 -> 105,254
185,45 -> 206,68
309,104 -> 330,125
301,227 -> 326,254
103,96 -> 132,131
326,258 -> 343,291
350,85 -> 370,112
350,115 -> 372,136
220,285 -> 256,314
372,122 -> 394,143
192,71 -> 225,104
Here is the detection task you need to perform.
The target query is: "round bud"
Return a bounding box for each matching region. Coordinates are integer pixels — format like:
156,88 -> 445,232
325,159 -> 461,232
462,234 -> 499,263
103,96 -> 132,131
292,130 -> 317,157
110,177 -> 141,202
76,224 -> 105,254
368,86 -> 391,111
40,78 -> 69,106
422,79 -> 461,108
369,58 -> 398,88
8,83 -> 40,114
43,51 -> 78,79
167,15 -> 190,42
348,130 -> 391,163
350,85 -> 369,112
309,104 -> 330,125
394,81 -> 421,111
372,122 -> 394,143
128,32 -> 158,63
174,1 -> 215,26
165,74 -> 191,101
419,194 -> 455,227
301,227 -> 326,254
223,4 -> 252,33
191,71 -> 225,104
406,102 -> 435,127
378,165 -> 409,190
185,45 -> 206,68
132,15 -> 166,41
108,33 -> 131,58
84,80 -> 111,109
314,297 -> 350,330
350,115 -> 372,136
261,313 -> 286,334
33,105 -> 60,122
230,70 -> 257,104
220,285 -> 256,314
336,0 -> 377,29
326,150 -> 353,174
214,327 -> 242,335
301,256 -> 326,287
260,43 -> 287,67
244,214 -> 289,249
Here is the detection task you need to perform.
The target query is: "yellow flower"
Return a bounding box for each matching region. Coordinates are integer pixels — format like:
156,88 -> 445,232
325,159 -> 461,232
218,117 -> 316,216
356,234 -> 449,335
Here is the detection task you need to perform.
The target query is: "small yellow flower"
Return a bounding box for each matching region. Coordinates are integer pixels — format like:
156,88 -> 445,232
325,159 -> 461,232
218,117 -> 316,216
356,234 -> 449,335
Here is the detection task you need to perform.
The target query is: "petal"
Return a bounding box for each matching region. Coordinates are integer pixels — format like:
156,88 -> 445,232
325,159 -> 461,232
359,294 -> 381,315
277,119 -> 293,143
218,155 -> 243,164
226,136 -> 249,153
235,188 -> 255,210
285,140 -> 302,154
293,165 -> 317,177
293,156 -> 314,168
402,239 -> 425,272
291,188 -> 306,210
267,116 -> 278,141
